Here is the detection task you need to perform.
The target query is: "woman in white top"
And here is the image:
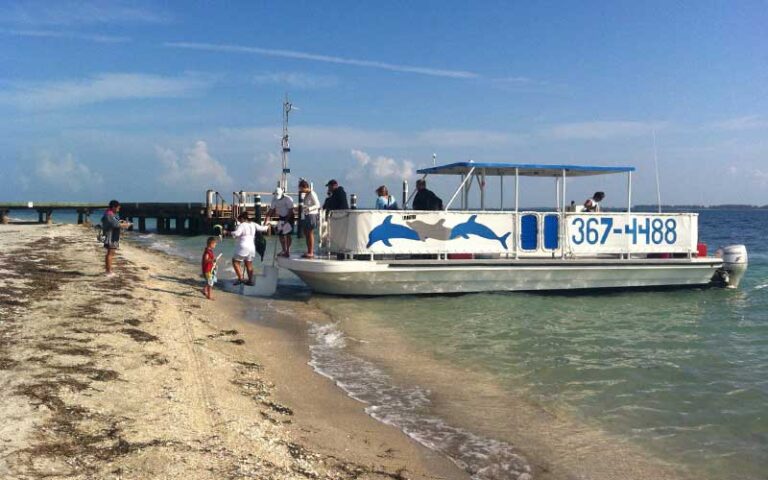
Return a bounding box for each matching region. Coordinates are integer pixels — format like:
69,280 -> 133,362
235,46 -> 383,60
299,179 -> 321,258
230,211 -> 269,285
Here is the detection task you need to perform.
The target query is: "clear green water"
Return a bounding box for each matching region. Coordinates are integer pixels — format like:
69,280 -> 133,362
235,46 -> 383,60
127,210 -> 768,479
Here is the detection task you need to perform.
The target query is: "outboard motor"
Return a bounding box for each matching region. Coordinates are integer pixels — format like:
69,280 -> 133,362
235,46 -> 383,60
715,245 -> 748,288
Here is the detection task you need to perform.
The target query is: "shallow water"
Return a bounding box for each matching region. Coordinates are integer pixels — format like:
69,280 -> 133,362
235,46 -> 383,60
311,210 -> 768,479
116,209 -> 768,479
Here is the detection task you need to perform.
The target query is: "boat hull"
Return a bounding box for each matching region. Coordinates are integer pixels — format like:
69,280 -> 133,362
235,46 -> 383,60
277,257 -> 723,296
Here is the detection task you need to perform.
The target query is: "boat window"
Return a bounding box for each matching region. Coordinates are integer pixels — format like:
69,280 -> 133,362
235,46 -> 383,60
544,215 -> 559,250
520,214 -> 538,250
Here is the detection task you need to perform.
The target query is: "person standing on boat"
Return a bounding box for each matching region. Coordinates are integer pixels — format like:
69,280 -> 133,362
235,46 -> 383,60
584,191 -> 605,212
267,187 -> 295,257
322,179 -> 349,211
375,185 -> 399,210
412,179 -> 443,210
299,179 -> 320,258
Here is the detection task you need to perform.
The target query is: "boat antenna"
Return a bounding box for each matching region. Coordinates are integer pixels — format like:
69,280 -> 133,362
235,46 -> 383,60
652,128 -> 662,213
280,94 -> 293,192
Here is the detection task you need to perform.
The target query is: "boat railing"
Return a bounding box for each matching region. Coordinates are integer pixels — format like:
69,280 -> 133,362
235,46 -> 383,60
319,210 -> 699,260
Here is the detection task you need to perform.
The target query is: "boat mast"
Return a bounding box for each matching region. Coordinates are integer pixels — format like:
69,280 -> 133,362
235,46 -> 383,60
280,95 -> 293,192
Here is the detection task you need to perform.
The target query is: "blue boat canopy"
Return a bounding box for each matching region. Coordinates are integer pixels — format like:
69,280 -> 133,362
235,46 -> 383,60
417,162 -> 635,177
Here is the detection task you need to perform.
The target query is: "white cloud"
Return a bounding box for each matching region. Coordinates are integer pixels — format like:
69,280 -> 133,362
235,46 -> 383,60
0,28 -> 130,43
253,72 -> 338,89
729,164 -> 768,188
0,72 -> 212,110
347,149 -> 415,183
710,115 -> 768,131
754,169 -> 768,187
35,152 -> 103,192
544,121 -> 665,140
157,140 -> 232,190
165,42 -> 479,79
1,1 -> 169,26
252,151 -> 281,190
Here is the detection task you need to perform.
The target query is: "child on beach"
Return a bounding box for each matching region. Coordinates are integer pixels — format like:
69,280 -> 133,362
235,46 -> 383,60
201,236 -> 218,300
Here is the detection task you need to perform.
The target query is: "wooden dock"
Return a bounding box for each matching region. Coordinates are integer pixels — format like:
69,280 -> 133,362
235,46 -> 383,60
0,199 -> 273,236
0,202 -> 107,225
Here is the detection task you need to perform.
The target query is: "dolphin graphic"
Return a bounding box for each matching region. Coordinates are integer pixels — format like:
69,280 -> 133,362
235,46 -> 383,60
406,218 -> 452,241
367,215 -> 421,248
449,215 -> 511,249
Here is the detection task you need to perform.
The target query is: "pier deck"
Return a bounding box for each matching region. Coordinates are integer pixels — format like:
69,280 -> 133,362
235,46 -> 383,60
0,201 -> 269,235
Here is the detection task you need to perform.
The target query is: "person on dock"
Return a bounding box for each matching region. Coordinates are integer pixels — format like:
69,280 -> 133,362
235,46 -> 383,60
412,179 -> 443,211
299,179 -> 320,258
584,191 -> 605,212
201,236 -> 218,300
101,200 -> 132,277
323,179 -> 349,211
267,187 -> 295,257
375,185 -> 399,210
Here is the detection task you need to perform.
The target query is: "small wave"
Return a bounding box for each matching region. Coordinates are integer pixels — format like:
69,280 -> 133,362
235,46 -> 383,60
754,283 -> 768,290
130,233 -> 196,261
308,322 -> 532,480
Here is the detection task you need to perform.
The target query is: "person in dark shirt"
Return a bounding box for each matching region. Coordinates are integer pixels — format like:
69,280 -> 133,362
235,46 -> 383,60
322,179 -> 349,211
412,179 -> 443,211
101,199 -> 132,276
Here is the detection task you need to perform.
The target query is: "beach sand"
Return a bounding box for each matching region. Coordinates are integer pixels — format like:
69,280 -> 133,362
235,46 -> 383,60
0,224 -> 467,480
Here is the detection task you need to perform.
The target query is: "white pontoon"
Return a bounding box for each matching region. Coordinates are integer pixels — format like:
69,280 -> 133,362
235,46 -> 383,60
278,162 -> 747,295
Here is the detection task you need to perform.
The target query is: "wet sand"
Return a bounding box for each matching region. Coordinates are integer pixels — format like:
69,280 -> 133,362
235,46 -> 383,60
0,224 -> 467,480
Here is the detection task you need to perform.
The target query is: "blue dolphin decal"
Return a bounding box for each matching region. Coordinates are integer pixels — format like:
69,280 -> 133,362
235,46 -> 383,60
449,215 -> 511,249
367,215 -> 422,248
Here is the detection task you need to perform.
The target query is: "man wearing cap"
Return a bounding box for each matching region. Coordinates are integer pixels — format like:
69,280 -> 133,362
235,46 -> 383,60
266,187 -> 295,257
322,179 -> 349,211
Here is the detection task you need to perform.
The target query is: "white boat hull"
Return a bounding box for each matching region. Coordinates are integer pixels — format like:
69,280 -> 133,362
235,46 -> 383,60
277,257 -> 723,296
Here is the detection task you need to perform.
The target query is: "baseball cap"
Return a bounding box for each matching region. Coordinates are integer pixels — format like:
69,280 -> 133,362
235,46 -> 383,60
325,179 -> 338,187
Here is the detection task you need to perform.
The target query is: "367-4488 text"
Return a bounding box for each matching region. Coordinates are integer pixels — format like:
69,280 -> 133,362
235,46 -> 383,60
570,217 -> 678,246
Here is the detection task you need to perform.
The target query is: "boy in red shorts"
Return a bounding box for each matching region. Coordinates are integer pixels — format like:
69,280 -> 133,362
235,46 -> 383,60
201,236 -> 218,300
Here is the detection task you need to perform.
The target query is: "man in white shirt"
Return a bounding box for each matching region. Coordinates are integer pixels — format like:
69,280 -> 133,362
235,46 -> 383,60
267,187 -> 295,257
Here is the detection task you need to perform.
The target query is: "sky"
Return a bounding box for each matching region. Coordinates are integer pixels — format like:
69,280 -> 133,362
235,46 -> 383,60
1,0 -> 767,207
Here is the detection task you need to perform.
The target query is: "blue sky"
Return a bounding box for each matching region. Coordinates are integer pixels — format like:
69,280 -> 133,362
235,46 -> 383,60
1,0 -> 766,207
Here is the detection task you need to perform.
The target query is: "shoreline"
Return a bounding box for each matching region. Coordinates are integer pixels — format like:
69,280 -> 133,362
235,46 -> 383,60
0,224 -> 467,479
316,302 -> 694,480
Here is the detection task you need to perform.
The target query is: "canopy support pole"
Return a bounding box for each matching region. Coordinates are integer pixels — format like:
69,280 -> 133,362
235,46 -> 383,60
445,167 -> 475,211
626,171 -> 632,259
500,175 -> 504,209
561,169 -> 567,258
514,168 -> 519,259
480,169 -> 486,210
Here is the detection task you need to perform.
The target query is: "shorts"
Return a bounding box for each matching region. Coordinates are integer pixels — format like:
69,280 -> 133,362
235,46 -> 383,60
277,219 -> 294,236
233,253 -> 255,262
301,214 -> 318,231
204,271 -> 216,286
103,241 -> 119,250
